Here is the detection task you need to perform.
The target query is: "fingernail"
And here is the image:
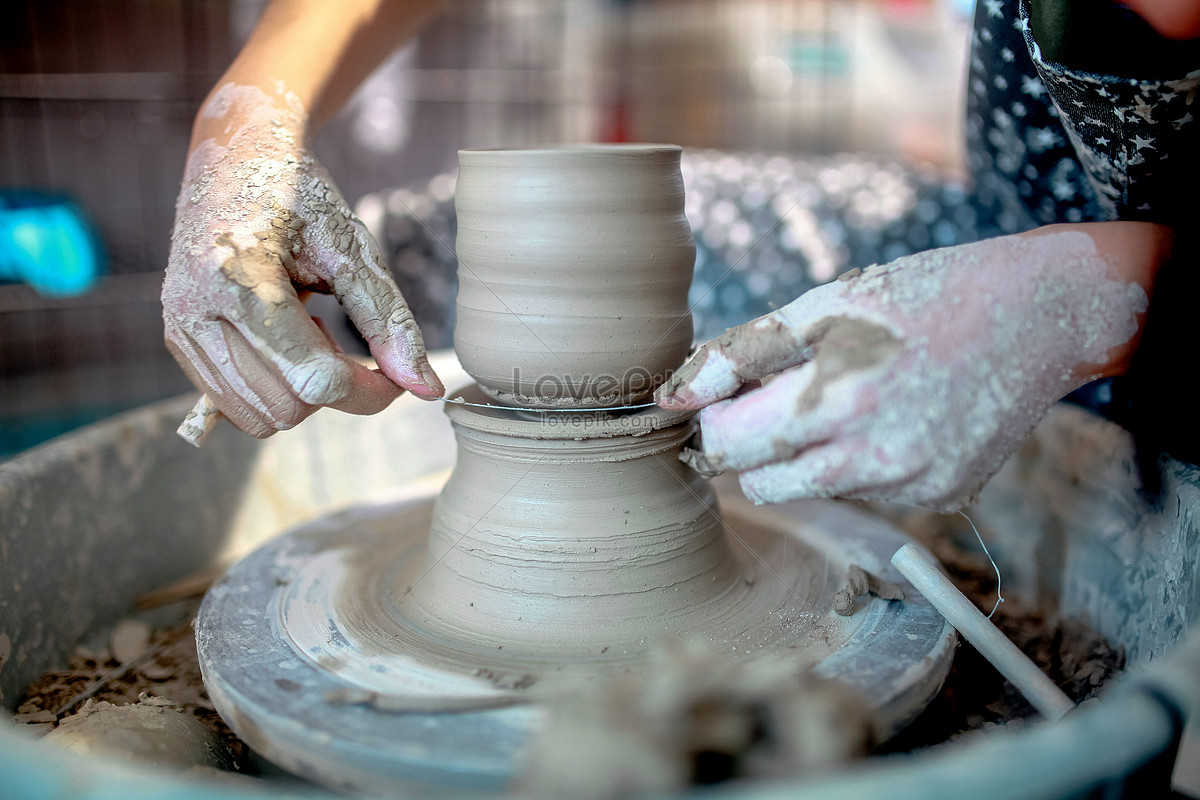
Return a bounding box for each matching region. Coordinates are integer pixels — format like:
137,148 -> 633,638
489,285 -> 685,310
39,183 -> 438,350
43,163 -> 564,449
402,360 -> 443,399
419,361 -> 444,395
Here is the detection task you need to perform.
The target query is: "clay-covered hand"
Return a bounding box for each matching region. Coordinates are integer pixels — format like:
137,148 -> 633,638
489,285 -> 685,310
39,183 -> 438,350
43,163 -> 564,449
162,82 -> 442,438
656,229 -> 1149,511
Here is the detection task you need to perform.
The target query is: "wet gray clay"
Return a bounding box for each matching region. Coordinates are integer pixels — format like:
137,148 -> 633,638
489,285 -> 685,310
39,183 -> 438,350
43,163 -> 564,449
407,388 -> 751,659
454,145 -> 695,407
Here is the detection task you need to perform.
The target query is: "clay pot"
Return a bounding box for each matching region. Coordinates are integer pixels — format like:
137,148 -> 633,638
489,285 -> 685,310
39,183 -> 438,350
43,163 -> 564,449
454,145 -> 696,407
404,386 -> 746,656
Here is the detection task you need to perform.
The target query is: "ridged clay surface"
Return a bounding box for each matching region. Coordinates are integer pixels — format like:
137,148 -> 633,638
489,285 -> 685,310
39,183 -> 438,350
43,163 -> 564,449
454,145 -> 695,407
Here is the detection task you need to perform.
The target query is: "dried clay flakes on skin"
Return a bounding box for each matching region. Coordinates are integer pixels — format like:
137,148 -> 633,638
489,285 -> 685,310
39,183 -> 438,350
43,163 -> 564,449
163,82 -> 433,434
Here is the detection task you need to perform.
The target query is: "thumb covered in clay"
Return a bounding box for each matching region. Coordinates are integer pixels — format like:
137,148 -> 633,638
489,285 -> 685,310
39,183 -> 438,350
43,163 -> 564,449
655,282 -> 845,410
279,165 -> 444,400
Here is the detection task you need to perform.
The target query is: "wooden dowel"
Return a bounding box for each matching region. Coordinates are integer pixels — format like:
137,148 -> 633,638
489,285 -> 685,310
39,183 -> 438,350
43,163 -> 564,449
176,393 -> 223,447
891,542 -> 1075,722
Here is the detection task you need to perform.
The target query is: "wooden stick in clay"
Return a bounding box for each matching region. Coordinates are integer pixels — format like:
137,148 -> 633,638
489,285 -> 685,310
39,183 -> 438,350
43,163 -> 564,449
177,393 -> 223,447
891,542 -> 1076,722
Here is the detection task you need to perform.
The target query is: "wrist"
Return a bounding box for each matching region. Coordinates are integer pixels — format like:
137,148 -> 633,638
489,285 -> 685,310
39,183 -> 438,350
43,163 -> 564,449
188,80 -> 312,156
1023,222 -> 1171,381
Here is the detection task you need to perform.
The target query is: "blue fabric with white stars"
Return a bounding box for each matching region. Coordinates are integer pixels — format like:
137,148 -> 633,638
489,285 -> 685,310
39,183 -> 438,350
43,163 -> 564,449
967,0 -> 1097,231
969,0 -> 1199,229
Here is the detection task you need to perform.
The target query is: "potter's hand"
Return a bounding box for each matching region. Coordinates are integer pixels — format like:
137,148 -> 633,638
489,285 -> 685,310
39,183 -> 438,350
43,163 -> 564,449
162,83 -> 442,439
657,226 -> 1157,511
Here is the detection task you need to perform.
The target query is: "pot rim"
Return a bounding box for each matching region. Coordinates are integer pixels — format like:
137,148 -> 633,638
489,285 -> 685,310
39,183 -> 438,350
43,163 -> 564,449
459,143 -> 681,159
442,382 -> 693,440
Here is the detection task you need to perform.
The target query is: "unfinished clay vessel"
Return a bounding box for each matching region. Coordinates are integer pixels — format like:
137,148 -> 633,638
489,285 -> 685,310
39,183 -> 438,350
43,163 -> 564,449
454,145 -> 695,407
406,386 -> 740,658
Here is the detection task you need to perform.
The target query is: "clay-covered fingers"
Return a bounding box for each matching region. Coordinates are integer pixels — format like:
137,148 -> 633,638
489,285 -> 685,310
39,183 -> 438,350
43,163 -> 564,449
736,442 -> 860,504
697,363 -> 837,471
166,318 -> 320,438
165,320 -> 277,439
222,272 -> 404,416
655,312 -> 809,410
168,311 -> 403,438
164,251 -> 404,437
654,282 -> 853,411
693,310 -> 916,504
738,443 -> 853,504
737,440 -> 934,506
320,219 -> 444,399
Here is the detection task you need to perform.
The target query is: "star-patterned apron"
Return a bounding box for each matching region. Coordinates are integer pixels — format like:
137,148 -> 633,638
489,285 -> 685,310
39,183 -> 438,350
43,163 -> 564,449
968,0 -> 1199,229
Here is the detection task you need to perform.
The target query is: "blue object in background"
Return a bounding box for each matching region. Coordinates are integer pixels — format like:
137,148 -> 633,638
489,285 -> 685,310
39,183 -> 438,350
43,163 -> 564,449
0,191 -> 103,296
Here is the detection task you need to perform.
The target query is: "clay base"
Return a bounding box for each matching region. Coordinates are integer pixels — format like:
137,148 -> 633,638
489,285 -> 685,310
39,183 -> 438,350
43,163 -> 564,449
196,485 -> 954,796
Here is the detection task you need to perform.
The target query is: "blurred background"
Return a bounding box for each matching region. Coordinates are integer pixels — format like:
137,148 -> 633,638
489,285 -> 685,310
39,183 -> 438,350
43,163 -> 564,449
1,0 -> 974,458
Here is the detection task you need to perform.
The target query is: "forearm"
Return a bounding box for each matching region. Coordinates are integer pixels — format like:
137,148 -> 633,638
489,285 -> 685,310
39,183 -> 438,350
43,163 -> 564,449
192,0 -> 439,149
1020,221 -> 1174,381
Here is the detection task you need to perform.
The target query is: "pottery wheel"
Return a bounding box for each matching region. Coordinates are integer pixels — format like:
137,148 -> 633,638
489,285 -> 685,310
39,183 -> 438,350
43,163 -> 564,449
197,484 -> 954,796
